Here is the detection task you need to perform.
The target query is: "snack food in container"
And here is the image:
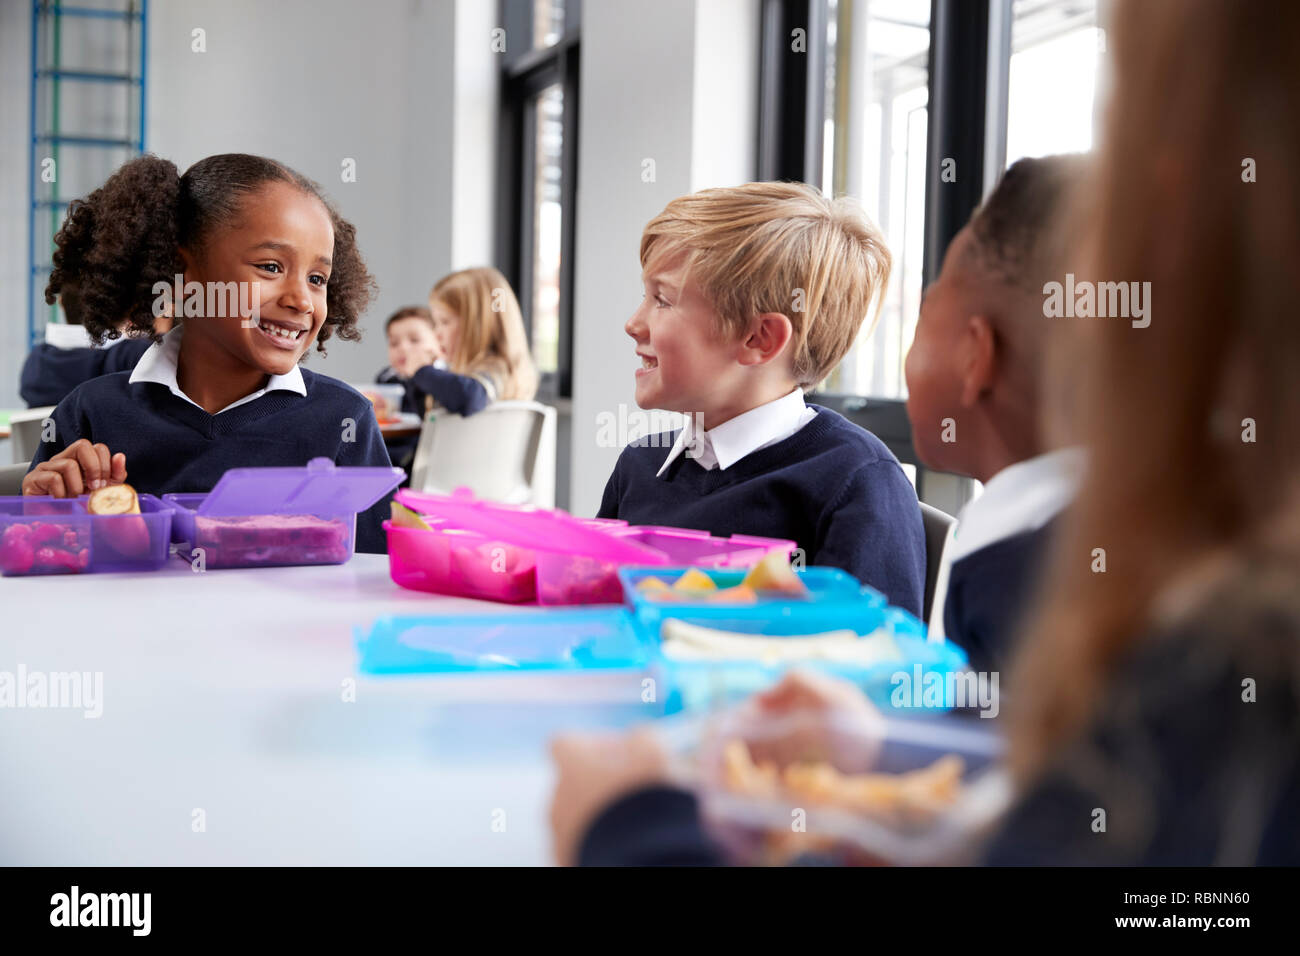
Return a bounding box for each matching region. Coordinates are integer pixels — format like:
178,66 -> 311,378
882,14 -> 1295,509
0,493 -> 174,575
389,488 -> 796,605
654,706 -> 1011,866
352,383 -> 406,425
165,457 -> 403,569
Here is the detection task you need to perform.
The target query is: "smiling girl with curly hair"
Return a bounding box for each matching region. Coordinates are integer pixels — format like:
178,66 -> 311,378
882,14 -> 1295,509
23,153 -> 396,553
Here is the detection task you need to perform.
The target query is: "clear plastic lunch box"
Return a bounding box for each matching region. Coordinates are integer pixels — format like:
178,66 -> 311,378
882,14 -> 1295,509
0,494 -> 174,575
655,706 -> 1010,866
353,383 -> 406,423
164,457 -> 403,569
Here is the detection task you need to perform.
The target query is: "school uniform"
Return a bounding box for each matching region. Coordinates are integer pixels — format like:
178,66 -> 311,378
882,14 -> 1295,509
19,323 -> 155,408
581,572 -> 1300,866
928,449 -> 1083,673
27,326 -> 394,553
983,557 -> 1300,865
597,390 -> 927,617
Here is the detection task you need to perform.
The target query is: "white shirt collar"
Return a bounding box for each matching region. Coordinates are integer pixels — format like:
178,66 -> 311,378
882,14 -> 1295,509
43,323 -> 96,350
128,325 -> 306,415
656,388 -> 817,477
946,447 -> 1085,564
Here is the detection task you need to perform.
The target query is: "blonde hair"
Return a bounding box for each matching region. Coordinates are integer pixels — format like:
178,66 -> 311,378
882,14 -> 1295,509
640,182 -> 891,387
429,266 -> 538,401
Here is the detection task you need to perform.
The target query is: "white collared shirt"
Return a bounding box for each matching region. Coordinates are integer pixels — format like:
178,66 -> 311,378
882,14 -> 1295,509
926,447 -> 1085,639
656,388 -> 818,477
42,323 -> 137,351
128,325 -> 307,415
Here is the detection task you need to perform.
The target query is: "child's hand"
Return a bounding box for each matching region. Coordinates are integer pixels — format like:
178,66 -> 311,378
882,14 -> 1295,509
549,728 -> 670,866
722,670 -> 886,773
22,440 -> 128,498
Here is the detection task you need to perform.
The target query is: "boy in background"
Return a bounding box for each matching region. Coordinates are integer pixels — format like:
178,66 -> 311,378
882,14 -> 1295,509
904,155 -> 1085,672
597,182 -> 925,616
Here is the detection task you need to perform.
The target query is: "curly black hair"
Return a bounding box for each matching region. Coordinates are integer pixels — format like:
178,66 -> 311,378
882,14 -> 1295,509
45,153 -> 377,354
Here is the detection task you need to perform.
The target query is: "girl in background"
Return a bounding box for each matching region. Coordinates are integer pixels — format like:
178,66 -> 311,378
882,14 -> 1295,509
405,266 -> 538,416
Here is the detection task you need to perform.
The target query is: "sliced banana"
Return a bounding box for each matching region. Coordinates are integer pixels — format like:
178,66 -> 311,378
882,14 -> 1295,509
87,483 -> 140,515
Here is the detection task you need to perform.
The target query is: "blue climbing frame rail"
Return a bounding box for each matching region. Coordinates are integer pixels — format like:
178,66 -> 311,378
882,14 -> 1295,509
28,0 -> 148,348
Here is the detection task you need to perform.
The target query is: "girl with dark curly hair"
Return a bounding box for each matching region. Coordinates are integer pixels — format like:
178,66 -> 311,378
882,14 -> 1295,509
22,153 -> 394,553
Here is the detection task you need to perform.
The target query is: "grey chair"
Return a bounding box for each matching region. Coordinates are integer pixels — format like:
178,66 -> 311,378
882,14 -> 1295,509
408,401 -> 557,507
0,462 -> 31,497
9,407 -> 55,463
919,501 -> 956,627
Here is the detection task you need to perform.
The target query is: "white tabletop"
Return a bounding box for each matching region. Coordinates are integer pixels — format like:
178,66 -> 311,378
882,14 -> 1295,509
0,554 -> 652,865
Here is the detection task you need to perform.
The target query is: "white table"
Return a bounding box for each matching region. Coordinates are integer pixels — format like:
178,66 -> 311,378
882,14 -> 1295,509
0,555 -> 650,865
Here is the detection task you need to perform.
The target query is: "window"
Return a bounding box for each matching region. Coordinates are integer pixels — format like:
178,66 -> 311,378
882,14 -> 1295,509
498,0 -> 580,397
1004,0 -> 1103,164
819,0 -> 931,400
810,0 -> 1104,404
529,84 -> 564,375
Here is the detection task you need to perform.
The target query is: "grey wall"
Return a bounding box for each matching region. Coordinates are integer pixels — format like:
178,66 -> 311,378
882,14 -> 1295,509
146,0 -> 484,387
1,1 -> 32,420
567,0 -> 759,517
2,0 -> 495,417
3,0 -> 762,507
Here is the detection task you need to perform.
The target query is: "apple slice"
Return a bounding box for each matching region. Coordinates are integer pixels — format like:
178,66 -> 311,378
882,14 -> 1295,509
740,550 -> 808,596
673,567 -> 717,592
710,584 -> 759,604
391,501 -> 433,531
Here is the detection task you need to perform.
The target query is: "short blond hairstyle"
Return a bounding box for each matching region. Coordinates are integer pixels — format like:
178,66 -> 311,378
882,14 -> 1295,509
640,182 -> 891,387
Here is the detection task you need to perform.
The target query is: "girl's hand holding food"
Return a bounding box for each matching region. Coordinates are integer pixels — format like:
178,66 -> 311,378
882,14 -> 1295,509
21,439 -> 128,498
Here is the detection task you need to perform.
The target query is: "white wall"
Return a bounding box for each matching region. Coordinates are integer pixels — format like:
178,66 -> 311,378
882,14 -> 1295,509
567,0 -> 760,517
0,2 -> 32,420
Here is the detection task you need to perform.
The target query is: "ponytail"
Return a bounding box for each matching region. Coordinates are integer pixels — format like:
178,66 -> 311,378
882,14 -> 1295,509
47,154 -> 183,344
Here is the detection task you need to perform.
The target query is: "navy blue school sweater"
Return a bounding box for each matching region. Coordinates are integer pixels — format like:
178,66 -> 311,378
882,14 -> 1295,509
581,563 -> 1300,866
19,338 -> 154,408
26,369 -> 394,554
942,520 -> 1056,674
376,365 -> 491,417
596,405 -> 926,617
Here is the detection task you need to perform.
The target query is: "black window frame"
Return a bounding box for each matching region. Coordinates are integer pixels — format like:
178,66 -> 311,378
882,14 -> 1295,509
758,0 -> 992,505
497,0 -> 581,400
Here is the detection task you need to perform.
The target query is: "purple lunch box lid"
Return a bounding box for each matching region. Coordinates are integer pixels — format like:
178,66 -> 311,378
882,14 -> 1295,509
396,487 -> 669,565
197,457 -> 405,517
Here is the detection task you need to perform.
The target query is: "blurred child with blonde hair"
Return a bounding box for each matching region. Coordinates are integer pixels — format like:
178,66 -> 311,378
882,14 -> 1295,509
403,266 -> 538,417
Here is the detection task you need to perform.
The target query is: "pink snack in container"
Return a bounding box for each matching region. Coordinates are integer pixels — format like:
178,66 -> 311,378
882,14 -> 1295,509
165,458 -> 403,570
385,517 -> 539,603
0,495 -> 173,575
392,488 -> 795,605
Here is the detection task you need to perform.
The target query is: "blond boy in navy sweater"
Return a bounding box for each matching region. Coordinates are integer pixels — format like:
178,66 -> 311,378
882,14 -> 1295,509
596,182 -> 925,615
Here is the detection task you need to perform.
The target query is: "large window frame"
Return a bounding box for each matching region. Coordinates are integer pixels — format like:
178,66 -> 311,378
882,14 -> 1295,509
761,0 -> 1098,510
497,0 -> 581,400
